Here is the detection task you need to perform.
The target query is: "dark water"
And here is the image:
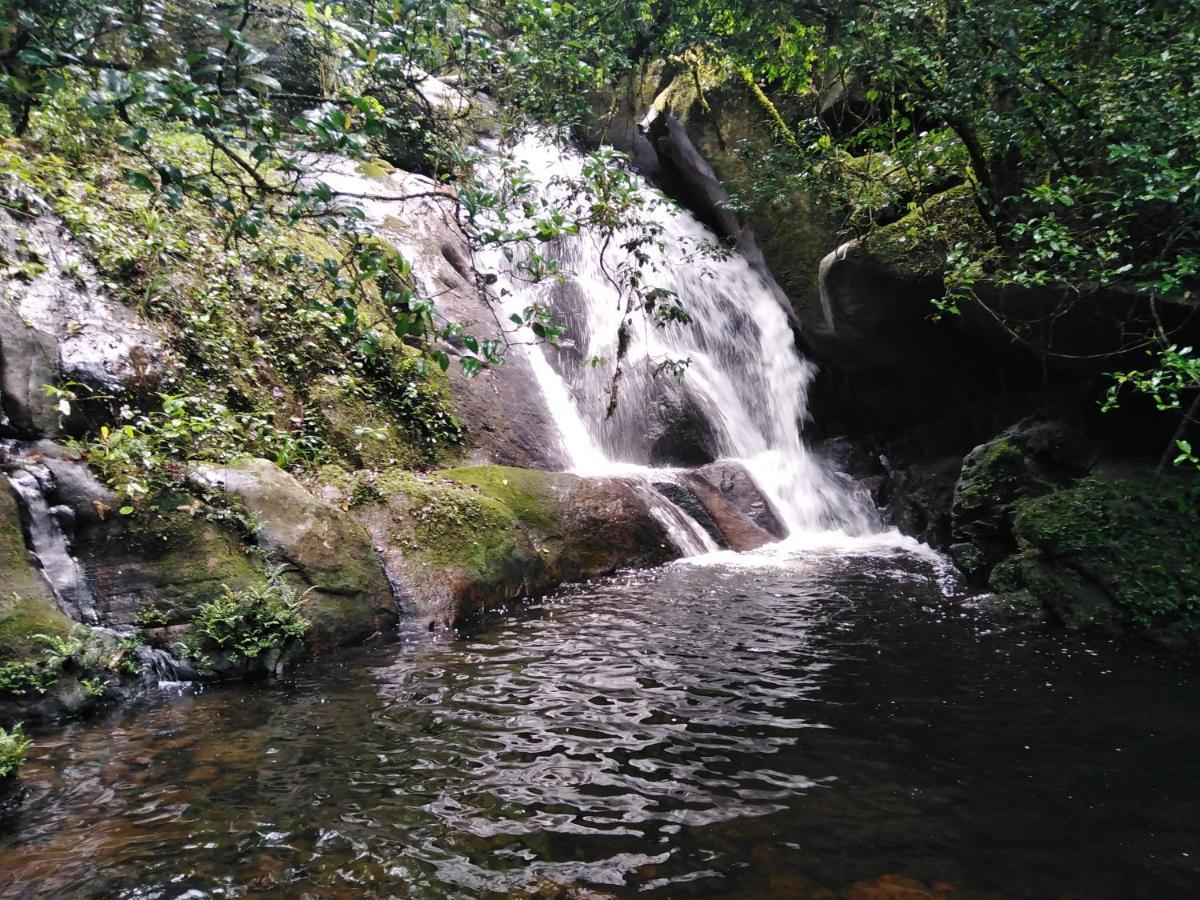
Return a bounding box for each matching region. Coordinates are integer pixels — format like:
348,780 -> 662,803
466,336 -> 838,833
2,542 -> 1199,899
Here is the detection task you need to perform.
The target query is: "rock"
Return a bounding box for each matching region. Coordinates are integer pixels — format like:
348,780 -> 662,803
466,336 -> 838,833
988,473 -> 1200,641
653,481 -> 727,547
687,460 -> 787,538
950,414 -> 1092,580
0,479 -> 73,656
0,305 -> 60,438
189,458 -> 397,647
679,470 -> 776,551
80,507 -> 271,630
333,465 -> 679,627
306,159 -> 566,469
881,455 -> 961,548
0,208 -> 167,401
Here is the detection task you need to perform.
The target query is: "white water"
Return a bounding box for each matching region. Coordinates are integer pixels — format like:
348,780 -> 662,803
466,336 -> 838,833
4,462 -> 99,624
479,136 -> 880,542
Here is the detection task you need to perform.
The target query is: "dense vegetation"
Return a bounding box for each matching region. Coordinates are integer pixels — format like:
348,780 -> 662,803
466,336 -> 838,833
2,0 -> 1196,457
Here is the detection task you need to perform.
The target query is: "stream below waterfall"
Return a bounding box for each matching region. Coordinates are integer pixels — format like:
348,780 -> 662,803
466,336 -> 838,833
3,541 -> 1199,899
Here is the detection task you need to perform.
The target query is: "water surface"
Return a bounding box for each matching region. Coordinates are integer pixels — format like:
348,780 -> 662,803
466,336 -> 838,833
1,544 -> 1198,898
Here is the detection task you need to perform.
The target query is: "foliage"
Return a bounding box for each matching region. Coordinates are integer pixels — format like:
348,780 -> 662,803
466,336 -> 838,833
0,660 -> 58,698
0,725 -> 31,779
182,580 -> 310,666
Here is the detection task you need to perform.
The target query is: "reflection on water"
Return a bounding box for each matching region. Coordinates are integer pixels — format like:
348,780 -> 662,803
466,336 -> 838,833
1,545 -> 1198,898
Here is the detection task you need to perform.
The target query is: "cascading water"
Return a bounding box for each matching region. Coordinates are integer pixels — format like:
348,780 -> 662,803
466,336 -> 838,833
480,136 -> 880,540
3,459 -> 99,624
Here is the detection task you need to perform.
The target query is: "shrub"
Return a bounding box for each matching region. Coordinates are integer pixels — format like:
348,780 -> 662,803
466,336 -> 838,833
0,726 -> 31,779
182,581 -> 310,665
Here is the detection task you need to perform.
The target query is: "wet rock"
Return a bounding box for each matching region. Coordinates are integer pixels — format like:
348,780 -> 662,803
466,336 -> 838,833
189,458 -> 397,647
80,507 -> 270,630
309,160 -> 565,469
950,414 -> 1092,581
679,471 -> 775,551
0,207 -> 167,401
0,305 -> 59,438
882,455 -> 961,548
332,465 -> 678,627
644,381 -> 720,467
653,481 -> 727,547
686,460 -> 787,538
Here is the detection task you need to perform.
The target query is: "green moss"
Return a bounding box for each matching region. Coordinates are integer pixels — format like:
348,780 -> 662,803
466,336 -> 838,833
956,440 -> 1024,507
863,184 -> 991,283
990,474 -> 1200,634
440,465 -> 561,532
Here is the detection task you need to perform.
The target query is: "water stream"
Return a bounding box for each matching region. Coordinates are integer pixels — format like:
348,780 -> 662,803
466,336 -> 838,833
3,549 -> 1197,898
3,459 -> 98,625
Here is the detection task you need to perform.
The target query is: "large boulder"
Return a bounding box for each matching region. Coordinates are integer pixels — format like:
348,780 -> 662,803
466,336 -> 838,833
948,415 -> 1092,580
0,208 -> 167,404
305,158 -> 566,470
323,465 -> 679,627
989,474 -> 1200,642
190,458 -> 398,647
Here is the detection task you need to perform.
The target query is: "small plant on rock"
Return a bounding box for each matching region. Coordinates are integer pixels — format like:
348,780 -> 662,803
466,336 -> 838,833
182,579 -> 310,667
0,726 -> 31,779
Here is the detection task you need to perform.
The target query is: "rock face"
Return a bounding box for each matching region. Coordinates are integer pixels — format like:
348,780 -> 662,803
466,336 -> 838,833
308,159 -> 566,470
0,307 -> 60,437
190,458 -> 398,647
989,474 -> 1200,642
325,465 -> 680,627
0,207 -> 167,405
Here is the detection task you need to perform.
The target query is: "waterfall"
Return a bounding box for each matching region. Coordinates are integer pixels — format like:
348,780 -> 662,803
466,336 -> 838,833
479,136 -> 879,540
4,460 -> 99,624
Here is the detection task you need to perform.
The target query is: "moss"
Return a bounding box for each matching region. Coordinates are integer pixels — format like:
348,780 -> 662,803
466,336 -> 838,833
440,465 -> 562,532
956,440 -> 1024,507
989,474 -> 1200,634
862,184 -> 991,283
375,469 -> 530,577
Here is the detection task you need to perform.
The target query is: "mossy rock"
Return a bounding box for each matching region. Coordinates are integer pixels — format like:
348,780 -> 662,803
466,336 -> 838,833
860,184 -> 991,284
950,415 -> 1092,581
339,465 -> 677,627
190,459 -> 397,648
0,482 -> 73,659
83,507 -> 270,629
988,474 -> 1200,640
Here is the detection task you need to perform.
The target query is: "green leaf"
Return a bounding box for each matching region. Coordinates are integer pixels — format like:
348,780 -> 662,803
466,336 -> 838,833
122,170 -> 157,192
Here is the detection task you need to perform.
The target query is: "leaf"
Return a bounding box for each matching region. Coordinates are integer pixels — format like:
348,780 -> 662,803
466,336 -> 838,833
122,170 -> 157,192
243,72 -> 282,92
